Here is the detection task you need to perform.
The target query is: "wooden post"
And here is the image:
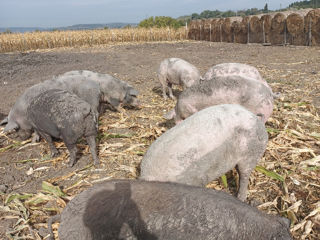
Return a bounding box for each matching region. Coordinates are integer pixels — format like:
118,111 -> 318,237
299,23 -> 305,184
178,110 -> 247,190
262,19 -> 266,44
209,24 -> 212,42
284,19 -> 287,45
247,21 -> 250,44
308,18 -> 312,46
220,24 -> 222,42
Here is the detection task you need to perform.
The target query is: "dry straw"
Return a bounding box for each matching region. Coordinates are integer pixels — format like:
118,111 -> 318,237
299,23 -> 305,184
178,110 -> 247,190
0,27 -> 187,53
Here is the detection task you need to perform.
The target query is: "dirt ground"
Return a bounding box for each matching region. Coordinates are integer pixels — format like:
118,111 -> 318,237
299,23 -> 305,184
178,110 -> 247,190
0,41 -> 319,239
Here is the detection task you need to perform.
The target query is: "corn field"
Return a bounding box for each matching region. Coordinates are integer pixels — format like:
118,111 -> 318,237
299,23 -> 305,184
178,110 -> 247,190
0,27 -> 188,53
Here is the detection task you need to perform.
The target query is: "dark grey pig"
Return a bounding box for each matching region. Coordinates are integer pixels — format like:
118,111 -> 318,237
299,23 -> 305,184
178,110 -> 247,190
158,58 -> 201,99
165,75 -> 274,124
27,89 -> 98,167
141,104 -> 268,201
2,75 -> 101,141
48,179 -> 292,240
60,70 -> 140,111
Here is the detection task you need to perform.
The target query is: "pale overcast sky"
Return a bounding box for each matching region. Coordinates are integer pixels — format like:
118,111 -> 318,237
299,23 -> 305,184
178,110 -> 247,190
0,0 -> 294,28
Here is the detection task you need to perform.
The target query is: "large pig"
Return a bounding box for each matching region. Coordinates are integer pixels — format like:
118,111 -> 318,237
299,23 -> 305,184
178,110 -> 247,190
165,75 -> 274,124
27,89 -> 98,167
60,70 -> 140,110
1,75 -> 102,141
48,179 -> 292,240
202,63 -> 264,82
158,58 -> 201,99
202,62 -> 280,97
141,104 -> 268,201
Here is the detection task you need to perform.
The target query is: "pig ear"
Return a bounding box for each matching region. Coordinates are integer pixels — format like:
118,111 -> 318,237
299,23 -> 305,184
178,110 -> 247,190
3,121 -> 19,133
129,88 -> 139,96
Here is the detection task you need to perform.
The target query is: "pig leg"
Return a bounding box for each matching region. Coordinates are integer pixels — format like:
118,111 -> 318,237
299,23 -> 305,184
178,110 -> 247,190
167,82 -> 176,100
159,74 -> 168,99
86,135 -> 99,165
236,162 -> 254,201
38,131 -> 59,157
65,142 -> 78,167
31,131 -> 40,143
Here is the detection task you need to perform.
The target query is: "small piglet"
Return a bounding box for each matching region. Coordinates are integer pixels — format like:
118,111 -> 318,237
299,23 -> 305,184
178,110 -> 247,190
165,75 -> 274,124
48,179 -> 292,240
27,89 -> 98,167
141,104 -> 268,201
158,58 -> 201,99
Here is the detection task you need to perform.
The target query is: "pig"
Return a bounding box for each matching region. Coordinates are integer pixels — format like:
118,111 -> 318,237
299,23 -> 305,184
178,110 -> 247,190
59,70 -> 140,110
165,75 -> 274,124
141,104 -> 268,201
27,89 -> 98,167
202,62 -> 281,97
1,75 -> 102,141
158,58 -> 201,99
202,63 -> 264,83
48,179 -> 292,240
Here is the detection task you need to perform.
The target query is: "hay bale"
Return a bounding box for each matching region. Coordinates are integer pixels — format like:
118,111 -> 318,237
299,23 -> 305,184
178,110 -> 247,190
249,16 -> 263,43
187,20 -> 197,40
221,18 -> 233,42
203,19 -> 213,41
305,9 -> 320,46
287,13 -> 306,46
194,19 -> 202,40
270,12 -> 288,45
209,19 -> 219,42
232,16 -> 249,44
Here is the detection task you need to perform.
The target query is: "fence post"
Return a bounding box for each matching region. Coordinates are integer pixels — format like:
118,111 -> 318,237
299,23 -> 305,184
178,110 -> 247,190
308,18 -> 312,46
209,24 -> 212,42
219,24 -> 222,42
262,19 -> 266,44
247,21 -> 250,44
200,25 -> 202,40
283,19 -> 287,45
185,22 -> 188,39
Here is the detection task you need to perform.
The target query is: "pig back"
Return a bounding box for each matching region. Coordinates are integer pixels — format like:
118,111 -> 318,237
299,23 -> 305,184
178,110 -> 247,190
140,104 -> 268,186
58,179 -> 292,240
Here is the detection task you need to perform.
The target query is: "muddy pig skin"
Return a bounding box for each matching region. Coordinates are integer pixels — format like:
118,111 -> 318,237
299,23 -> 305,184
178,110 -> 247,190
141,104 -> 268,201
158,58 -> 201,99
2,75 -> 101,141
60,70 -> 140,110
48,179 -> 292,240
27,89 -> 98,167
165,75 -> 274,124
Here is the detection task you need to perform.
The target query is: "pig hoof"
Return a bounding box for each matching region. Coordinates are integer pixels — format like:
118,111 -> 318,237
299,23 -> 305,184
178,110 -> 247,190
68,159 -> 76,167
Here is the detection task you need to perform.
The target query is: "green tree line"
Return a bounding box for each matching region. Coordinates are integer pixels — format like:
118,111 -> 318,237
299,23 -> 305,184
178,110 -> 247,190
138,16 -> 184,29
289,0 -> 320,8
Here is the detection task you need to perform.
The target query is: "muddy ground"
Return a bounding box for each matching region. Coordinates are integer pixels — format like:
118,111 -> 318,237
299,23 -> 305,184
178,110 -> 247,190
0,41 -> 319,239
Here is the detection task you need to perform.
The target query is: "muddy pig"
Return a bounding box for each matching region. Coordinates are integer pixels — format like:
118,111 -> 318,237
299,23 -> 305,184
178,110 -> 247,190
158,58 -> 201,99
48,179 -> 292,240
165,75 -> 274,124
60,70 -> 140,110
27,89 -> 98,167
141,104 -> 268,201
1,75 -> 101,141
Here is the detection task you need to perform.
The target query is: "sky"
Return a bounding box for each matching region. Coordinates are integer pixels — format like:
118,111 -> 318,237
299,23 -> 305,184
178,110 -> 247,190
0,0 -> 294,28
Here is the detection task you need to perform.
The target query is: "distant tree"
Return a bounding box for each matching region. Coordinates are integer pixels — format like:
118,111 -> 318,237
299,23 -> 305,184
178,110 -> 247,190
191,13 -> 200,20
5,29 -> 12,34
263,3 -> 269,13
122,25 -> 132,29
139,16 -> 184,29
104,26 -> 109,30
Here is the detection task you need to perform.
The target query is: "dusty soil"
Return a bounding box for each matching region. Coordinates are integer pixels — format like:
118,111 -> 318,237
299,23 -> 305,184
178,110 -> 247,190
0,41 -> 319,239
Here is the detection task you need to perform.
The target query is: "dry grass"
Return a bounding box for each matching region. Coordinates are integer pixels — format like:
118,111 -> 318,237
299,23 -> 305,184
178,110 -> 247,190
0,27 -> 187,53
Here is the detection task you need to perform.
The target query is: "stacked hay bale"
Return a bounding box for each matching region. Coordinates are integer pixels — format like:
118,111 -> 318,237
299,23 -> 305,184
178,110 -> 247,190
188,20 -> 198,40
305,9 -> 320,46
232,16 -> 250,44
203,19 -> 212,41
209,19 -> 219,42
221,18 -> 233,42
194,20 -> 202,40
287,12 -> 306,45
270,12 -> 292,45
259,14 -> 273,44
249,16 -> 263,43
